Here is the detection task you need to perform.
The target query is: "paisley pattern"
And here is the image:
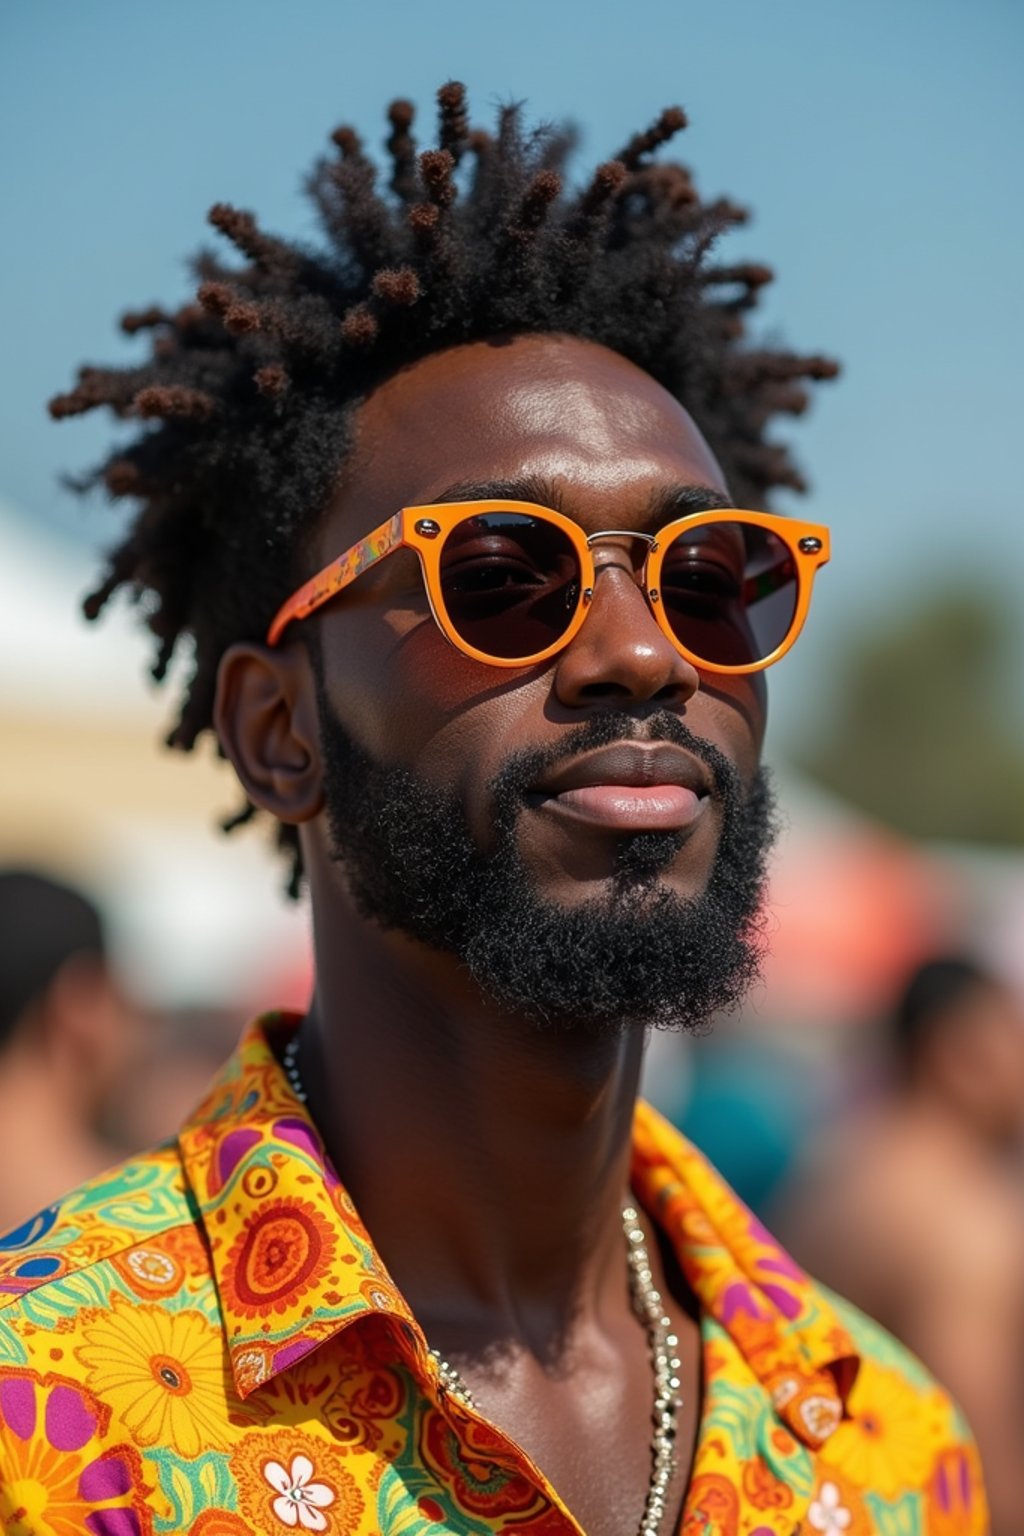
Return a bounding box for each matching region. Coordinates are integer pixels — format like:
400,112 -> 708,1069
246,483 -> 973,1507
0,1013 -> 988,1534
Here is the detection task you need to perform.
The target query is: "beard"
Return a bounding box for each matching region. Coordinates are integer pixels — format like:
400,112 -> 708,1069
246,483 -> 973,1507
315,685 -> 778,1036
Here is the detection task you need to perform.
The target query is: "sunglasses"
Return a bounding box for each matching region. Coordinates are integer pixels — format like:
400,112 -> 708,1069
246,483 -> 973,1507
267,499 -> 830,674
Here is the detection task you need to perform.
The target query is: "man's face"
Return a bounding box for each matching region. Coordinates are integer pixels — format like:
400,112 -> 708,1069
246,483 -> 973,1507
299,334 -> 774,1029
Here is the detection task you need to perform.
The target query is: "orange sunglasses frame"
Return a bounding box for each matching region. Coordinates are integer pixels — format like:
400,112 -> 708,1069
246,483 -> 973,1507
266,499 -> 830,675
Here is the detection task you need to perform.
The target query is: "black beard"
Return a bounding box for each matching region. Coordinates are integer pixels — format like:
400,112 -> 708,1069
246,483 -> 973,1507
315,688 -> 778,1035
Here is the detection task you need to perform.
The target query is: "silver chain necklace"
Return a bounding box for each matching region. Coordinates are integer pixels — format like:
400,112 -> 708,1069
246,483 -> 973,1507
282,1032 -> 683,1536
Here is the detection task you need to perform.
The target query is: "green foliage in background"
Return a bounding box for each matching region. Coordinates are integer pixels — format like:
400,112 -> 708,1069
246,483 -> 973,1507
795,588 -> 1024,845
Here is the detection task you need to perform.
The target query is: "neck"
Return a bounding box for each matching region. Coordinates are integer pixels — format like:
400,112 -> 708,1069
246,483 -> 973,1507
299,898 -> 645,1355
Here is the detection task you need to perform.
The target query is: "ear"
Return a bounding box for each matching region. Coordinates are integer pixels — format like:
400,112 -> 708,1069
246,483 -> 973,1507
214,640 -> 324,825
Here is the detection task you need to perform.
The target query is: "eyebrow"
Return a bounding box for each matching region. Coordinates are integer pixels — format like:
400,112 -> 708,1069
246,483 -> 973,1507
418,477 -> 733,525
420,474 -> 566,509
646,483 -> 734,521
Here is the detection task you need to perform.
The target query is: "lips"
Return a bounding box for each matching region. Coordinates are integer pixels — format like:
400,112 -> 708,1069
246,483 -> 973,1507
527,743 -> 713,833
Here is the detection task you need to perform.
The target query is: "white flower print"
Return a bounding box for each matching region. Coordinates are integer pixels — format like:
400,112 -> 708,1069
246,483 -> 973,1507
770,1375 -> 800,1409
800,1392 -> 843,1441
235,1347 -> 270,1389
126,1247 -> 176,1284
808,1479 -> 852,1534
263,1453 -> 337,1531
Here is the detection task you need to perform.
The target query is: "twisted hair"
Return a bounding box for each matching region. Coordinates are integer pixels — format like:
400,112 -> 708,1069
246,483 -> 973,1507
51,82 -> 837,894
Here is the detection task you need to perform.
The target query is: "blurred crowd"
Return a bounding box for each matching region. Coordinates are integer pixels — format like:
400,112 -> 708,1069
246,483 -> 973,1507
2,861 -> 1023,1529
775,959 -> 1024,1529
0,868 -> 240,1235
646,951 -> 1024,1533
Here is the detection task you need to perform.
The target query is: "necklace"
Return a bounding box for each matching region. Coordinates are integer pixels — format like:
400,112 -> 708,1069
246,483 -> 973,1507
281,1032 -> 683,1536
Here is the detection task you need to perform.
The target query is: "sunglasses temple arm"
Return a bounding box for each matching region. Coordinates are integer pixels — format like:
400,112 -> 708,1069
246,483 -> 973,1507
266,511 -> 405,645
741,552 -> 803,606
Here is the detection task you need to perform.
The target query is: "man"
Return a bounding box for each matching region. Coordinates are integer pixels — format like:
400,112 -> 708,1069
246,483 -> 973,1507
0,85 -> 985,1534
0,869 -> 134,1233
779,957 -> 1024,1536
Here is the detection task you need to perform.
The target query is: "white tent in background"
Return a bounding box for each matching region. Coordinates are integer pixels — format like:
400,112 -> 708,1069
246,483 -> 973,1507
0,498 -> 310,1010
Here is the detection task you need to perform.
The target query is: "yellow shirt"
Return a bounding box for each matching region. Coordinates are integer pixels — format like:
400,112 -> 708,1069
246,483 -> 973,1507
0,1014 -> 987,1535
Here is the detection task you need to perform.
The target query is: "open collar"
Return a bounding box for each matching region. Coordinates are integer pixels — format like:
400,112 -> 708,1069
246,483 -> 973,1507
178,1011 -> 421,1399
632,1101 -> 859,1449
180,1012 -> 858,1449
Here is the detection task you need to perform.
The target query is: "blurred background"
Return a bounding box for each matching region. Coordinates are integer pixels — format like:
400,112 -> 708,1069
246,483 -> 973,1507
2,0 -> 1023,1516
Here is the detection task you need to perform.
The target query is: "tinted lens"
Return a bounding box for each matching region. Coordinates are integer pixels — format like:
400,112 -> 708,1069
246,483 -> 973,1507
659,521 -> 798,667
439,513 -> 582,660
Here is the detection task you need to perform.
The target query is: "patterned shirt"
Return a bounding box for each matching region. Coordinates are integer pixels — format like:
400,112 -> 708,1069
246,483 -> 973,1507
0,1013 -> 987,1536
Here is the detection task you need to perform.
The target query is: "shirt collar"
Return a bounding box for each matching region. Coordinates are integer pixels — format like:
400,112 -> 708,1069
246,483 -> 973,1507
178,1012 -> 421,1400
180,1013 -> 858,1447
631,1101 -> 860,1448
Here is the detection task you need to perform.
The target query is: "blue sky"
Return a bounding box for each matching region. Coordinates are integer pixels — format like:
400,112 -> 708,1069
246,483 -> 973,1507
3,0 -> 1021,740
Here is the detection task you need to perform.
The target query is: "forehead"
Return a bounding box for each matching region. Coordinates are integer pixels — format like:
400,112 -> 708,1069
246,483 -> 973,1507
328,334 -> 727,537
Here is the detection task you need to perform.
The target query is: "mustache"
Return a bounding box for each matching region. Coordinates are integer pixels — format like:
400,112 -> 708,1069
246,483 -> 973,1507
488,708 -> 740,819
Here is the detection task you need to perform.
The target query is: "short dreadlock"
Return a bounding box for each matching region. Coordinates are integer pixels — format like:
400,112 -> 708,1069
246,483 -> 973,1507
52,82 -> 837,894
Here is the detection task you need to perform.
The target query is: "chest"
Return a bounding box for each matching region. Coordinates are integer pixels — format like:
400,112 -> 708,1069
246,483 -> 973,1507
503,1392 -> 698,1536
431,1296 -> 702,1536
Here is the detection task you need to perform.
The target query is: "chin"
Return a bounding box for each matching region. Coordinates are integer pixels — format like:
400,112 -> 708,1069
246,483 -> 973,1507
538,855 -> 710,913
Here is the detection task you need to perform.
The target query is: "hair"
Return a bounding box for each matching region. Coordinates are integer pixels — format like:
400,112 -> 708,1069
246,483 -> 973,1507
0,870 -> 106,1048
51,82 -> 838,893
893,956 -> 996,1074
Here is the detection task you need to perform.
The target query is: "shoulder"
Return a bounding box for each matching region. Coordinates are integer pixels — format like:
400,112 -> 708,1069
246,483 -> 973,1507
810,1282 -> 988,1530
0,1148 -> 219,1533
0,1139 -> 197,1310
824,1282 -> 952,1397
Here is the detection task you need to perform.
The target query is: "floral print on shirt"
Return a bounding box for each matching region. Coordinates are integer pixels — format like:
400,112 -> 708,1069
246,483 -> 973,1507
0,1013 -> 988,1534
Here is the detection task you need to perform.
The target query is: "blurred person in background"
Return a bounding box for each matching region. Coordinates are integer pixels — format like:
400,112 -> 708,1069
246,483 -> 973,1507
0,84 -> 987,1535
0,869 -> 136,1231
776,957 -> 1024,1536
105,1005 -> 241,1150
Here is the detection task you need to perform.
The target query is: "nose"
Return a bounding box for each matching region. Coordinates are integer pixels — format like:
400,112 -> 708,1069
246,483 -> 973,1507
552,548 -> 700,709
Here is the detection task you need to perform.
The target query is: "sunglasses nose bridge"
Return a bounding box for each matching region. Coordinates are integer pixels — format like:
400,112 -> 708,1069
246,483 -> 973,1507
583,529 -> 658,599
585,528 -> 657,551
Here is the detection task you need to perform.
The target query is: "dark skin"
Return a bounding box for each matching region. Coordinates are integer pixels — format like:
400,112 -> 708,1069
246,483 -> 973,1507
215,334 -> 767,1536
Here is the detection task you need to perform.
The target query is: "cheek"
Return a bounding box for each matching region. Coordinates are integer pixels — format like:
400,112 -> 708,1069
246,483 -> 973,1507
318,604 -> 537,790
696,673 -> 767,777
